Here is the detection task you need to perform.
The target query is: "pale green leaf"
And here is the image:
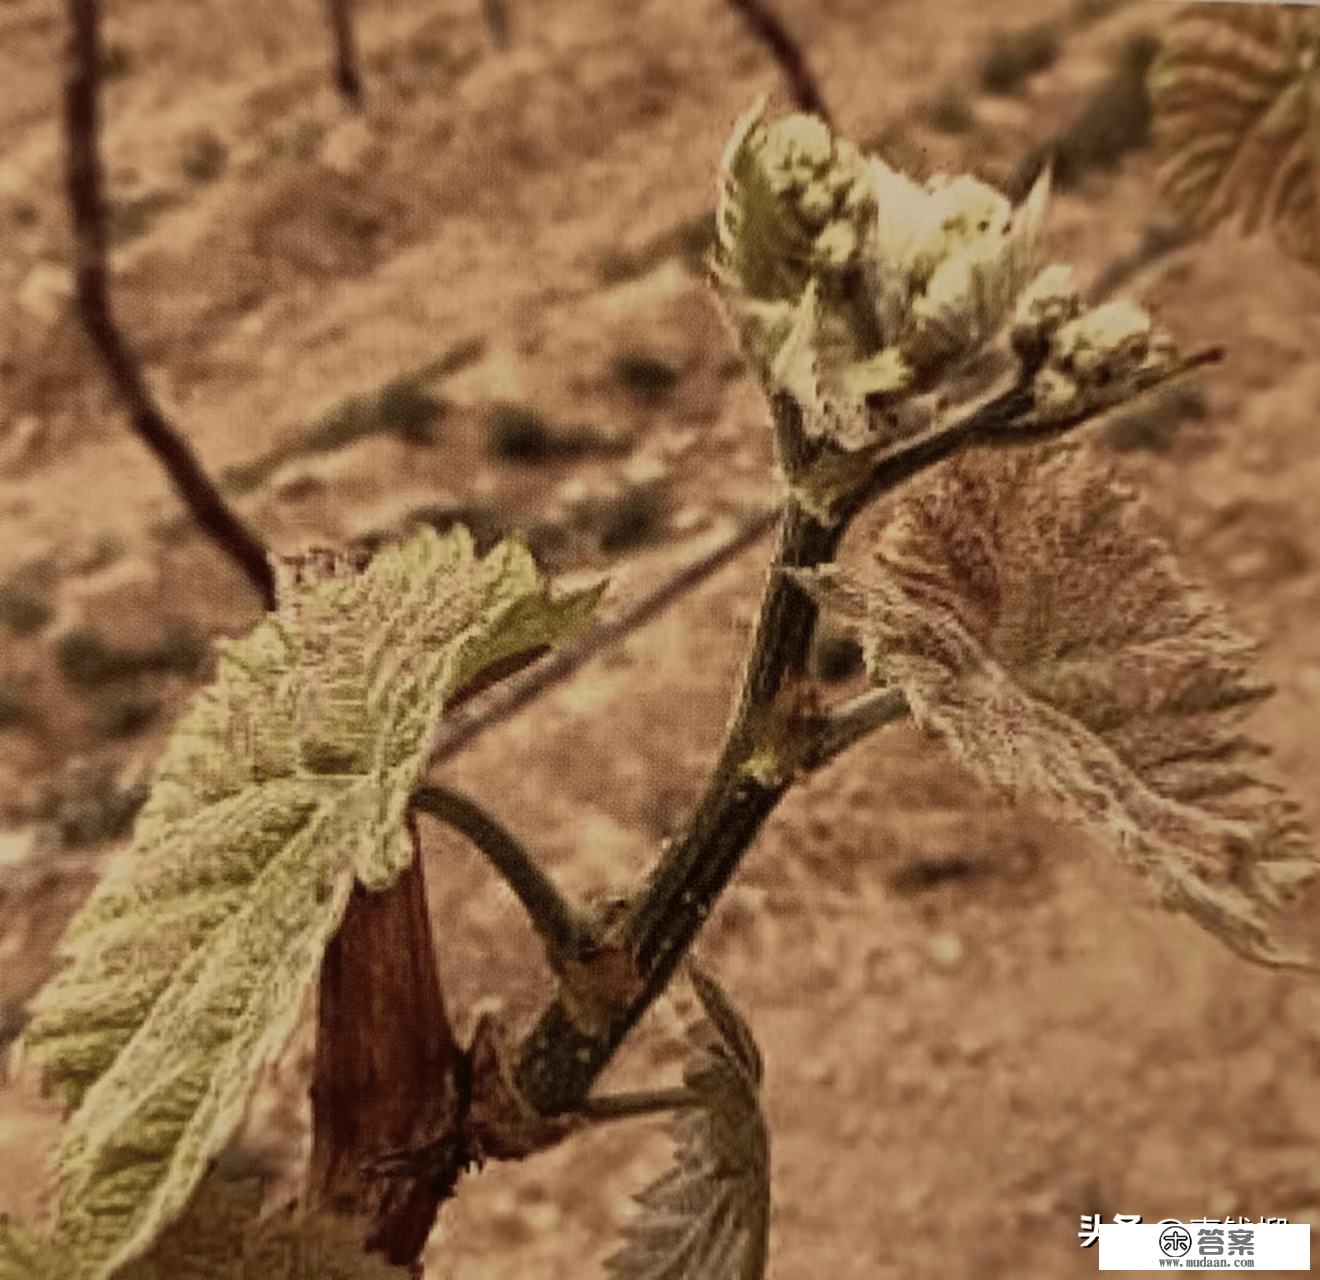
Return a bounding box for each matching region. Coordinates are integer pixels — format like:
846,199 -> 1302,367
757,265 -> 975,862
112,1170 -> 410,1280
605,967 -> 769,1280
900,166 -> 1052,374
840,347 -> 914,402
712,97 -> 812,305
16,525 -> 603,1280
0,1220 -> 76,1280
711,102 -> 884,389
770,283 -> 876,455
805,444 -> 1317,968
711,100 -> 876,306
866,157 -> 935,338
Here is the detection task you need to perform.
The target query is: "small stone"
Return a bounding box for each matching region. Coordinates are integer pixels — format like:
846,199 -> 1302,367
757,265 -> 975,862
927,932 -> 964,968
1020,1190 -> 1058,1219
271,467 -> 324,500
619,452 -> 668,487
798,1058 -> 835,1086
661,427 -> 700,457
554,477 -> 592,508
671,505 -> 710,534
17,262 -> 73,327
955,1025 -> 995,1062
523,1201 -> 562,1232
0,828 -> 38,871
0,415 -> 44,470
318,117 -> 379,176
347,492 -> 462,542
1225,548 -> 1271,581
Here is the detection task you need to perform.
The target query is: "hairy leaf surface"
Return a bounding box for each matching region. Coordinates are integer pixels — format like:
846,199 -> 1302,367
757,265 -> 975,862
797,445 -> 1316,967
1152,6 -> 1320,264
1,1171 -> 411,1280
16,526 -> 603,1279
113,1171 -> 410,1280
605,967 -> 769,1280
712,99 -> 876,307
885,168 -> 1051,376
0,1220 -> 75,1280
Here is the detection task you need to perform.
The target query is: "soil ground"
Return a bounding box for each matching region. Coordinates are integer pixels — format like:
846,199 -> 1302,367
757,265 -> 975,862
4,1 -> 1320,1276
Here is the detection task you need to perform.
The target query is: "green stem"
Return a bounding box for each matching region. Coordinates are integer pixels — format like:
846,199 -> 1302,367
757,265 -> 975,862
515,496 -> 842,1113
411,784 -> 594,963
806,685 -> 909,770
578,1087 -> 698,1122
509,344 -> 1225,1117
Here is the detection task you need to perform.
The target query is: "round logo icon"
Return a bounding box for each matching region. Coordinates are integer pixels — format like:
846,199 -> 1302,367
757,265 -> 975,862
1158,1222 -> 1192,1257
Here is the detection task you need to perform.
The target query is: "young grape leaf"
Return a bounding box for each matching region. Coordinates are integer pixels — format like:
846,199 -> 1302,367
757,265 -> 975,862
1151,5 -> 1320,264
111,1172 -> 262,1280
14,526 -> 603,1280
0,1220 -> 75,1280
230,1198 -> 411,1280
901,167 -> 1051,375
110,1169 -> 410,1280
710,100 -> 881,389
711,99 -> 876,306
795,444 -> 1317,968
604,966 -> 769,1280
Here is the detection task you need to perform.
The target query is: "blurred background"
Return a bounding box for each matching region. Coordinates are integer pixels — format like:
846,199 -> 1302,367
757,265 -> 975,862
3,0 -> 1320,1275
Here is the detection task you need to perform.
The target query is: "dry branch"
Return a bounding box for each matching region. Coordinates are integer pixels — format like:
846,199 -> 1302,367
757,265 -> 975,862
63,0 -> 277,610
725,0 -> 832,127
482,0 -> 510,50
325,0 -> 364,104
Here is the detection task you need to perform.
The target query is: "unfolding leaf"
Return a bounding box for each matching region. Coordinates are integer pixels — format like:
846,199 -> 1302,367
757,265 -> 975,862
770,283 -> 884,457
710,101 -> 883,392
604,967 -> 769,1280
1151,6 -> 1320,264
112,1170 -> 410,1280
901,167 -> 1051,374
16,526 -> 603,1280
800,444 -> 1316,968
0,1220 -> 75,1280
711,99 -> 876,306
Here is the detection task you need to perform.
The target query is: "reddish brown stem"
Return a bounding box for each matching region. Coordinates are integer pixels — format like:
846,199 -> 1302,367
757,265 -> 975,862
325,0 -> 364,104
63,0 -> 277,611
726,0 -> 832,127
308,815 -> 466,1270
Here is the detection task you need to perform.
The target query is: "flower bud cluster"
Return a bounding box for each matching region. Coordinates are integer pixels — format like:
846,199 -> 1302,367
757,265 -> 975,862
1010,264 -> 1083,366
904,174 -> 1014,294
1031,299 -> 1179,421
